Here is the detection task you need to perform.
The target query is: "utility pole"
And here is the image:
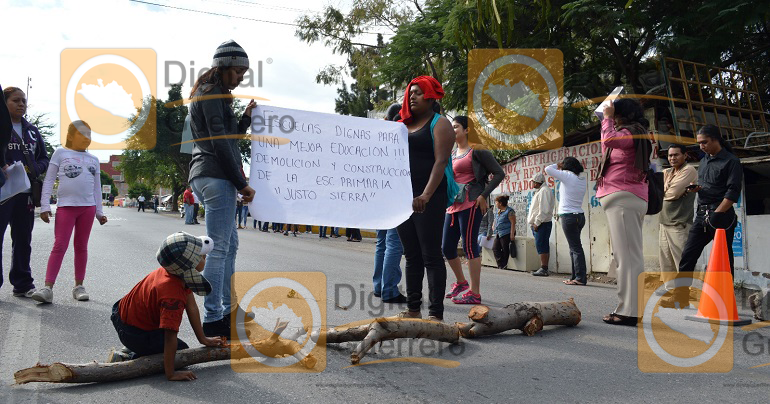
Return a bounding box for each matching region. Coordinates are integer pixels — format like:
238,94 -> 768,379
25,77 -> 31,119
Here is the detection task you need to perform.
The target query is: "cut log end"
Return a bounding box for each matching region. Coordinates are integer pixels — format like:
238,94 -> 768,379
522,315 -> 544,336
468,305 -> 490,322
15,363 -> 73,385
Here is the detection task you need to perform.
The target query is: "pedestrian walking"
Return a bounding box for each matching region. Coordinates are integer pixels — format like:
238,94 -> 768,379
0,86 -> 49,298
137,195 -> 145,212
106,232 -> 225,380
346,228 -> 362,242
492,195 -> 516,270
443,115 -> 505,305
33,121 -> 108,303
188,39 -> 257,337
545,157 -> 588,284
657,144 -> 697,295
108,194 -> 114,208
153,195 -> 159,213
395,76 -> 454,321
597,99 -> 651,326
236,194 -> 244,229
183,186 -> 196,225
527,172 -> 555,277
192,190 -> 201,224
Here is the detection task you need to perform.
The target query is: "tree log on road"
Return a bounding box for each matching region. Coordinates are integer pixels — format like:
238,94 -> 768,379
15,321 -> 317,384
350,318 -> 460,364
457,298 -> 581,338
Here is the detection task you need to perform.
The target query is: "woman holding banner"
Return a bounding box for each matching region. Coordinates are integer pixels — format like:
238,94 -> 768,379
396,76 -> 454,321
188,40 -> 256,337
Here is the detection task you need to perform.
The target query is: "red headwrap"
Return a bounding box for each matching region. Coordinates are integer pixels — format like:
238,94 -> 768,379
398,76 -> 445,124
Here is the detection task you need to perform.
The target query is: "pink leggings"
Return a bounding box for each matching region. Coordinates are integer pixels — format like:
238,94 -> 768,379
46,206 -> 96,284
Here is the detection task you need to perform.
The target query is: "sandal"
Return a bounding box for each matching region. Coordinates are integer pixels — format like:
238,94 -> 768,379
564,279 -> 586,286
602,313 -> 638,326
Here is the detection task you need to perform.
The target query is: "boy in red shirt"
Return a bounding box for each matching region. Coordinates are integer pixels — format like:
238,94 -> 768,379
108,232 -> 224,381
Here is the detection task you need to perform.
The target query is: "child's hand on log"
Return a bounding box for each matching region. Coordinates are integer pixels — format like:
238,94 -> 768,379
200,336 -> 226,347
168,370 -> 197,381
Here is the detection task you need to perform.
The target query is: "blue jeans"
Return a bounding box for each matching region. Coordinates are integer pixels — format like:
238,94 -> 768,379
560,213 -> 587,283
191,177 -> 238,323
374,228 -> 403,300
331,227 -> 340,236
239,206 -> 249,227
184,203 -> 195,224
319,226 -> 327,237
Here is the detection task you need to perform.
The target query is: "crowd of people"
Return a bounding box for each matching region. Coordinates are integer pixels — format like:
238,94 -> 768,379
0,39 -> 745,380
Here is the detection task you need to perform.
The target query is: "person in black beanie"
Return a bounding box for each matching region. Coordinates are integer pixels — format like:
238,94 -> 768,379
188,40 -> 256,337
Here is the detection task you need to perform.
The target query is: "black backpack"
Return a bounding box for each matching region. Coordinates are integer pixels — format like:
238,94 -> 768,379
645,170 -> 664,215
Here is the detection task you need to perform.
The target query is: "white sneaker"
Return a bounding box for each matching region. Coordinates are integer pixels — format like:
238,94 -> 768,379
31,287 -> 53,303
72,285 -> 90,301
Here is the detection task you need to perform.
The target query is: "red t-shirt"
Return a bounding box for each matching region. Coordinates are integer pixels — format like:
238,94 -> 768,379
119,268 -> 191,332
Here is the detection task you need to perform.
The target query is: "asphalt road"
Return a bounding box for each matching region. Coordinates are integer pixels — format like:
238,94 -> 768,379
1,207 -> 769,403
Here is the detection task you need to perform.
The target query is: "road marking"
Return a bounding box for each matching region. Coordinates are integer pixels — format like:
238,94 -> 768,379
2,303 -> 42,401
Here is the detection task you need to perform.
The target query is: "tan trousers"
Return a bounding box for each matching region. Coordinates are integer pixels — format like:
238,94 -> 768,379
600,191 -> 646,317
659,223 -> 691,290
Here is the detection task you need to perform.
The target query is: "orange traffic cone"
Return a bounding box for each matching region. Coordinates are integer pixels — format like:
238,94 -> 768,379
686,228 -> 751,326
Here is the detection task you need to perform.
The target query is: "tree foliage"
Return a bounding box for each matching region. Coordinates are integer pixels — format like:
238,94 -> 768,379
299,0 -> 770,158
127,182 -> 153,200
99,170 -> 119,197
27,112 -> 58,157
120,84 -> 190,211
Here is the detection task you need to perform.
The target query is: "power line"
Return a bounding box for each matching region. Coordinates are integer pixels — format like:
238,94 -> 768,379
128,0 -> 391,35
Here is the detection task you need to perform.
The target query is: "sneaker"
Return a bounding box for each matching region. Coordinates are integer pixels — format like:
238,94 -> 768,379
427,315 -> 443,322
107,347 -> 135,363
12,288 -> 36,298
452,290 -> 481,305
394,310 -> 422,319
445,281 -> 469,298
72,285 -> 90,301
31,287 -> 53,303
532,267 -> 550,277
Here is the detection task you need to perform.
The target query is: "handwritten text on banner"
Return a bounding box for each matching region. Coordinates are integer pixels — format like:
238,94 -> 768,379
248,105 -> 413,229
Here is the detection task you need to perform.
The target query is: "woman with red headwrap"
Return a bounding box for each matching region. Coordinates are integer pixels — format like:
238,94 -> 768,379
395,76 -> 455,321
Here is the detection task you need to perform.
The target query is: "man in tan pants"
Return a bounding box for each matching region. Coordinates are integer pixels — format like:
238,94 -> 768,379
658,144 -> 697,295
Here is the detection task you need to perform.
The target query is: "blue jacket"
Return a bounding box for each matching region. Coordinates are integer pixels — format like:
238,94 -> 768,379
7,117 -> 49,177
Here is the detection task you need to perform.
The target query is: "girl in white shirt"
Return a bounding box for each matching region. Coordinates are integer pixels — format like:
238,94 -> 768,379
31,121 -> 108,304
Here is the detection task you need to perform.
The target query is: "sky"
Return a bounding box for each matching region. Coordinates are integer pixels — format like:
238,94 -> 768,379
1,0 -> 388,161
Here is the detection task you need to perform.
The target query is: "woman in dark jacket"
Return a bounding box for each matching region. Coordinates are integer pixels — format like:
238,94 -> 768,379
188,40 -> 256,337
1,86 -> 50,298
443,115 -> 505,305
396,76 -> 454,321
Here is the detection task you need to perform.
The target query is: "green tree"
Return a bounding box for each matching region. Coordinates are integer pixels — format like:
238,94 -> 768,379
100,170 -> 119,196
121,84 -> 191,211
28,112 -> 58,157
127,182 -> 153,200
